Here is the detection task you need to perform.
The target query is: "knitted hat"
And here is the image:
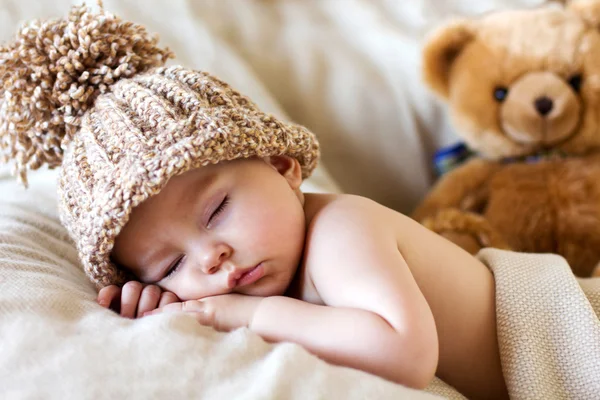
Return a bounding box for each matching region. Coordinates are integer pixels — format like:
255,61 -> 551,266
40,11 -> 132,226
0,4 -> 320,287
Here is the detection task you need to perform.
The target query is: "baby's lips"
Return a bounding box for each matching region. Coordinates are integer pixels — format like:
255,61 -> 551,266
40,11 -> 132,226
226,269 -> 245,289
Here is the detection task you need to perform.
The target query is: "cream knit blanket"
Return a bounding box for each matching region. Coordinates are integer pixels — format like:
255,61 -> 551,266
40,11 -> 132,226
1,169 -> 599,399
478,249 -> 600,399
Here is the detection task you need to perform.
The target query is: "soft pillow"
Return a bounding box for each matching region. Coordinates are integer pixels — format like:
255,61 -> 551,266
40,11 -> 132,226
190,0 -> 551,213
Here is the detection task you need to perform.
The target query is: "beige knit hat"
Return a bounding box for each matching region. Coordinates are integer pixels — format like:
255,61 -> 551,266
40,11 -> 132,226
0,4 -> 320,287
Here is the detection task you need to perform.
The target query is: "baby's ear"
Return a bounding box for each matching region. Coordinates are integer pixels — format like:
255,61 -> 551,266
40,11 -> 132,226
569,0 -> 600,28
264,156 -> 303,189
422,19 -> 475,99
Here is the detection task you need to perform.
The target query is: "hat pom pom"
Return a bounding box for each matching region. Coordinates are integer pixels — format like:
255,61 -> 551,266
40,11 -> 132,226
0,3 -> 174,185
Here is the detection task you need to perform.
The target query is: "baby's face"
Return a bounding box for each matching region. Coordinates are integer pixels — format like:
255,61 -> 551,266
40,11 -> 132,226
111,156 -> 307,301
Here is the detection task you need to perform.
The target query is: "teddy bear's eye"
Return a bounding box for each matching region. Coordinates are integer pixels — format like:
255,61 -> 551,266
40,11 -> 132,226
568,74 -> 582,93
493,87 -> 509,102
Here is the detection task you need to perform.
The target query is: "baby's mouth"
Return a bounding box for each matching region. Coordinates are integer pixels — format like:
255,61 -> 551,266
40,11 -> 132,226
227,263 -> 265,289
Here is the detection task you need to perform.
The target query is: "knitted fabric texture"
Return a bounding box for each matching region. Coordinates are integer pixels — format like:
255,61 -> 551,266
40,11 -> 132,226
0,3 -> 173,184
0,5 -> 320,287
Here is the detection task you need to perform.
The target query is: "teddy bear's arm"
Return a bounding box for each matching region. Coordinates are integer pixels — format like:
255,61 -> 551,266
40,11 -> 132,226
412,158 -> 500,221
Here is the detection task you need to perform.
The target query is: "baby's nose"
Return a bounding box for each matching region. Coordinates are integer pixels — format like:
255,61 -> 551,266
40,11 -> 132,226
202,264 -> 219,275
200,243 -> 232,274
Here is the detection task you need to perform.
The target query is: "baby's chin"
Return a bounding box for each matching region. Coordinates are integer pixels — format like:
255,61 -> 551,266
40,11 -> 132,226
237,273 -> 291,297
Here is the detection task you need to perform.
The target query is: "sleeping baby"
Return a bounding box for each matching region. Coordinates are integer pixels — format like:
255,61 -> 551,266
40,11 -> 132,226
0,4 -> 507,400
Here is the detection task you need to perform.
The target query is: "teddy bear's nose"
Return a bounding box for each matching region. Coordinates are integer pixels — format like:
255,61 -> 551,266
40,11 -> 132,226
534,96 -> 554,116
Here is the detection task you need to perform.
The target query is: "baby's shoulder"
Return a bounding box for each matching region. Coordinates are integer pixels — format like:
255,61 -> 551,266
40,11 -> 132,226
303,193 -> 398,244
299,194 -> 407,303
304,193 -> 384,224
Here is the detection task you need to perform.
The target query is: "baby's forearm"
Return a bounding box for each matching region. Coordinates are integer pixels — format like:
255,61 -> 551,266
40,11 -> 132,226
250,296 -> 436,389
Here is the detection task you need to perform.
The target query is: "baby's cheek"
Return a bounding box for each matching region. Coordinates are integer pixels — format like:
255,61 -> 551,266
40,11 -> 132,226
242,212 -> 284,249
239,199 -> 304,254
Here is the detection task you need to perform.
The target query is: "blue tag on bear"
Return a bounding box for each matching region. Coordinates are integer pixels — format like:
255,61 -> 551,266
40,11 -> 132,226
433,142 -> 473,177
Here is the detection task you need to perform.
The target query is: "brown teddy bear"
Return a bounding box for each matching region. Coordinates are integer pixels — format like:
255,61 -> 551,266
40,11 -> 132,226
412,0 -> 600,277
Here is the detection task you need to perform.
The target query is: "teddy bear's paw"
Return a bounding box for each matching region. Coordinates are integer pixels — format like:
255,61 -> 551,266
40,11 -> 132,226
592,262 -> 600,278
421,208 -> 510,253
439,230 -> 484,254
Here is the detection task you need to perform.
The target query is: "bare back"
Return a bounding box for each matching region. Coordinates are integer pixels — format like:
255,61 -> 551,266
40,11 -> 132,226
295,193 -> 507,400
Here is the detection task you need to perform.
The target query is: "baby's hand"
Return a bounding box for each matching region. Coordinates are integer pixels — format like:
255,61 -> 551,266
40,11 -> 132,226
146,294 -> 264,332
97,281 -> 180,319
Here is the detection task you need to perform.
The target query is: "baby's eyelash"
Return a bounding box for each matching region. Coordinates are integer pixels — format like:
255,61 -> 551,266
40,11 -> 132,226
208,195 -> 229,226
165,255 -> 185,279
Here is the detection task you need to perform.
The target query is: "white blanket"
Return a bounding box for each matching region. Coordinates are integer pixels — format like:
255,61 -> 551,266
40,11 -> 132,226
479,250 -> 600,398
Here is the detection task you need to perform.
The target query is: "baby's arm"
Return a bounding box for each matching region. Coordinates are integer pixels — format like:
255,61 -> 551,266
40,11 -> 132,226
251,196 -> 439,389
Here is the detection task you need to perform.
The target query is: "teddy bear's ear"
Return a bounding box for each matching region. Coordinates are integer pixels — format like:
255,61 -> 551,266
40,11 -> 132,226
422,19 -> 475,99
569,0 -> 600,28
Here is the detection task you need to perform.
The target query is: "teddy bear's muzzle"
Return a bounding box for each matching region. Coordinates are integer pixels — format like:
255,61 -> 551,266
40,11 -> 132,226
499,71 -> 582,147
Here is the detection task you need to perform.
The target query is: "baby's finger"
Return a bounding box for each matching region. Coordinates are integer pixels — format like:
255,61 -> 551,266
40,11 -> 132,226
146,301 -> 216,327
120,281 -> 143,318
146,300 -> 204,316
158,291 -> 179,308
97,285 -> 121,311
136,285 -> 162,318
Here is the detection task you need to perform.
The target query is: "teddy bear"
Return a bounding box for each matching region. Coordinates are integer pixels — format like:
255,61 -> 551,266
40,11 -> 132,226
412,0 -> 600,277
